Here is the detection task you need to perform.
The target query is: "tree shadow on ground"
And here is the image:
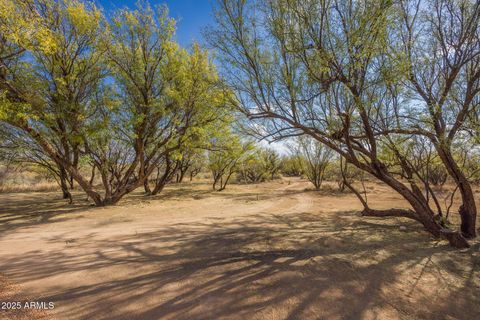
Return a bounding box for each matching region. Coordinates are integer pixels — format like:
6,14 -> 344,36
0,182 -> 276,235
0,192 -> 91,235
1,209 -> 478,320
0,178 -> 336,236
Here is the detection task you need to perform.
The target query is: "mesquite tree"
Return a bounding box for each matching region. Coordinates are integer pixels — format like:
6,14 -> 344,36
0,0 -> 107,203
175,148 -> 207,183
291,136 -> 333,190
209,0 -> 479,247
393,0 -> 480,238
208,133 -> 250,191
0,126 -> 78,202
261,148 -> 281,180
141,40 -> 232,194
187,151 -> 206,181
238,151 -> 267,183
0,1 -> 231,205
238,147 -> 280,183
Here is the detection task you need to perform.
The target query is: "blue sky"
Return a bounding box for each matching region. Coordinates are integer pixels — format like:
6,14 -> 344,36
96,0 -> 215,47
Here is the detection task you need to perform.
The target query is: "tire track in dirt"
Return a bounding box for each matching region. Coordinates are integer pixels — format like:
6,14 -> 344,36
267,180 -> 316,215
262,181 -> 310,214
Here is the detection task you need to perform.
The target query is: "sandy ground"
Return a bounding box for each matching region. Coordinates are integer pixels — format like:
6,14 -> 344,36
0,178 -> 479,320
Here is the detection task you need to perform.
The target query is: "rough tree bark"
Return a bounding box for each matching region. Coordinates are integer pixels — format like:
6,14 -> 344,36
348,163 -> 471,249
59,166 -> 72,204
436,147 -> 477,238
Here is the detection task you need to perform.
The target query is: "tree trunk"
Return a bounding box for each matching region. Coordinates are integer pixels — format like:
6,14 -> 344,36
144,179 -> 152,195
177,170 -> 186,183
89,166 -> 95,186
68,174 -> 74,190
361,207 -> 469,248
340,154 -> 470,249
149,157 -> 178,196
151,183 -> 165,195
437,147 -> 477,238
218,170 -> 235,191
59,167 -> 73,204
362,171 -> 470,248
212,172 -> 221,190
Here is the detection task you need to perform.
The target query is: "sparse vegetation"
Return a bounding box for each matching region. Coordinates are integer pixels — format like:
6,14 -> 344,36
289,137 -> 333,190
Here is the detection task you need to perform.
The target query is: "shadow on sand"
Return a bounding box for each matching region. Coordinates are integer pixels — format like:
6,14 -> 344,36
1,205 -> 479,320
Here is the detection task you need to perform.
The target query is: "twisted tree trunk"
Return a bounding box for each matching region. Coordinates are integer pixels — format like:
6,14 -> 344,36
437,147 -> 477,238
59,167 -> 72,204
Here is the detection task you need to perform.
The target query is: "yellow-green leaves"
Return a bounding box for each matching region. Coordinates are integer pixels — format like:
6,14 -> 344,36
0,91 -> 35,123
0,0 -> 55,54
65,0 -> 102,35
1,0 -> 101,56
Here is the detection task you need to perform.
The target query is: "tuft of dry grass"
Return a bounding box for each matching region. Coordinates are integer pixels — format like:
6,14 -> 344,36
0,166 -> 61,193
0,181 -> 59,193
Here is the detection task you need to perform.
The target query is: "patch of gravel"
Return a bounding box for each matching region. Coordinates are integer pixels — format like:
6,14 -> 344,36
0,273 -> 51,320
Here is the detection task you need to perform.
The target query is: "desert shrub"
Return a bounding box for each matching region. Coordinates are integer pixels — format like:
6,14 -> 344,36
280,155 -> 304,177
289,137 -> 333,190
238,154 -> 268,183
261,148 -> 281,180
325,162 -> 363,192
427,163 -> 448,186
237,148 -> 280,183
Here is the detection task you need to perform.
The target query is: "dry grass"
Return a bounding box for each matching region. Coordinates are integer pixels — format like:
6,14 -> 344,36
0,167 -> 60,193
0,181 -> 59,193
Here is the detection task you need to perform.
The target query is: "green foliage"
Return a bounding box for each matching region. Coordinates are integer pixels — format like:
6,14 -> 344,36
0,0 -> 234,205
208,131 -> 251,191
280,155 -> 304,177
290,136 -> 333,190
238,147 -> 280,183
325,161 -> 364,192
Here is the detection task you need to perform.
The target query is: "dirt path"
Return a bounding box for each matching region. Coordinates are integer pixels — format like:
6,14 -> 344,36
0,179 -> 479,320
